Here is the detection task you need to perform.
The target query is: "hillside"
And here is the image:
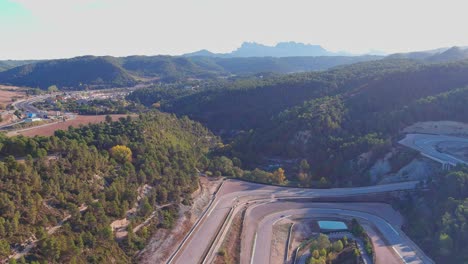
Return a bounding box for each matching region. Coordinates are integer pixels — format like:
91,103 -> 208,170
0,112 -> 217,262
0,56 -> 136,89
200,55 -> 382,75
128,58 -> 468,185
120,55 -> 222,81
131,59 -> 420,130
0,60 -> 39,72
184,41 -> 357,57
387,46 -> 468,63
0,55 -> 382,89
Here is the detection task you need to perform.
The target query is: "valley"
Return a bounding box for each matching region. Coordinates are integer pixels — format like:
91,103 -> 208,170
0,44 -> 468,264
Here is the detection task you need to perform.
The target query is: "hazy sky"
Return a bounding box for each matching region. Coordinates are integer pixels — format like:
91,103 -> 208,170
1,0 -> 467,59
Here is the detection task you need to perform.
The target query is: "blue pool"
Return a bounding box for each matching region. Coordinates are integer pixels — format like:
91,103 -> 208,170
318,221 -> 348,230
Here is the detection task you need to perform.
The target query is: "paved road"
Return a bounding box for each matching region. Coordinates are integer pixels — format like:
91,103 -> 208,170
399,133 -> 468,165
248,204 -> 422,264
12,94 -> 51,115
171,180 -> 429,264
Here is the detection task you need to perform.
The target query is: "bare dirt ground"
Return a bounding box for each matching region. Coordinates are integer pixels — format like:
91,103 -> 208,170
270,222 -> 291,264
378,157 -> 439,184
403,120 -> 468,137
0,113 -> 18,127
7,114 -> 131,137
0,85 -> 26,106
0,85 -> 25,127
363,224 -> 401,264
214,207 -> 245,264
137,176 -> 223,264
289,218 -> 319,263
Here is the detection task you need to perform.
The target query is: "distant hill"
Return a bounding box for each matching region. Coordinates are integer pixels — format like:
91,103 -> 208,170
128,58 -> 468,185
0,60 -> 40,72
0,56 -> 136,89
191,55 -> 382,75
184,42 -> 357,58
121,55 -> 224,80
0,54 -> 382,89
387,46 -> 468,62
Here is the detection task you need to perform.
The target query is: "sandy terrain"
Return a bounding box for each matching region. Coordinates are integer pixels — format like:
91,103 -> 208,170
7,114 -> 131,137
403,121 -> 468,137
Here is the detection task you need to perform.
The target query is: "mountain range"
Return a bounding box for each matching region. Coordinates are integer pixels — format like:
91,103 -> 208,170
0,54 -> 381,89
1,44 -> 468,89
183,42 -> 358,57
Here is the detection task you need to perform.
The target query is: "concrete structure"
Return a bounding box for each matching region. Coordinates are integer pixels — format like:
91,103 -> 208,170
399,133 -> 468,169
24,117 -> 42,123
171,179 -> 432,264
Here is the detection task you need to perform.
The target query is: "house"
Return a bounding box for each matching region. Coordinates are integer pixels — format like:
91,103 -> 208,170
24,117 -> 42,123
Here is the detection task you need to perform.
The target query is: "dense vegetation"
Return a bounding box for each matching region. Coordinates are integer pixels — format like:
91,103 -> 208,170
0,56 -> 136,89
0,55 -> 381,89
0,112 -> 216,263
397,166 -> 468,263
307,233 -> 360,264
34,98 -> 145,115
0,60 -> 39,72
129,58 -> 468,186
2,50 -> 468,263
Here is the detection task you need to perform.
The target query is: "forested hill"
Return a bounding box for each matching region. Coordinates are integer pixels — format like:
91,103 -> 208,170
131,58 -> 422,130
387,46 -> 468,63
0,112 -> 217,263
127,58 -> 468,185
398,165 -> 468,263
0,55 -> 381,89
0,56 -> 137,89
0,60 -> 40,72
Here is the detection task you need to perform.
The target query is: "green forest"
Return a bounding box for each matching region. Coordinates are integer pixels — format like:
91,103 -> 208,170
128,59 -> 468,186
397,166 -> 468,263
1,52 -> 468,263
0,112 -> 216,263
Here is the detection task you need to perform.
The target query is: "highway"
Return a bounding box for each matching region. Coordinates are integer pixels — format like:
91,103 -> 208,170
170,179 -> 432,264
399,133 -> 468,165
246,203 -> 430,264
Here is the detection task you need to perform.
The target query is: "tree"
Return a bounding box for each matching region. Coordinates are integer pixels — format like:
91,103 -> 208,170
333,240 -> 343,252
300,159 -> 310,172
438,233 -> 453,256
312,249 -> 320,259
110,145 -> 132,163
47,85 -> 59,93
310,234 -> 331,252
0,239 -> 10,258
342,236 -> 348,246
318,177 -> 328,188
273,168 -> 286,184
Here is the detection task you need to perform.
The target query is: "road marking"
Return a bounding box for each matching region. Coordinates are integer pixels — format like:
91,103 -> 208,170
387,222 -> 399,236
391,246 -> 409,264
250,232 -> 257,264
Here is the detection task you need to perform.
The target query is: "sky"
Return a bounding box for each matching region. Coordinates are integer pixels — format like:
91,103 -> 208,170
0,0 -> 467,59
